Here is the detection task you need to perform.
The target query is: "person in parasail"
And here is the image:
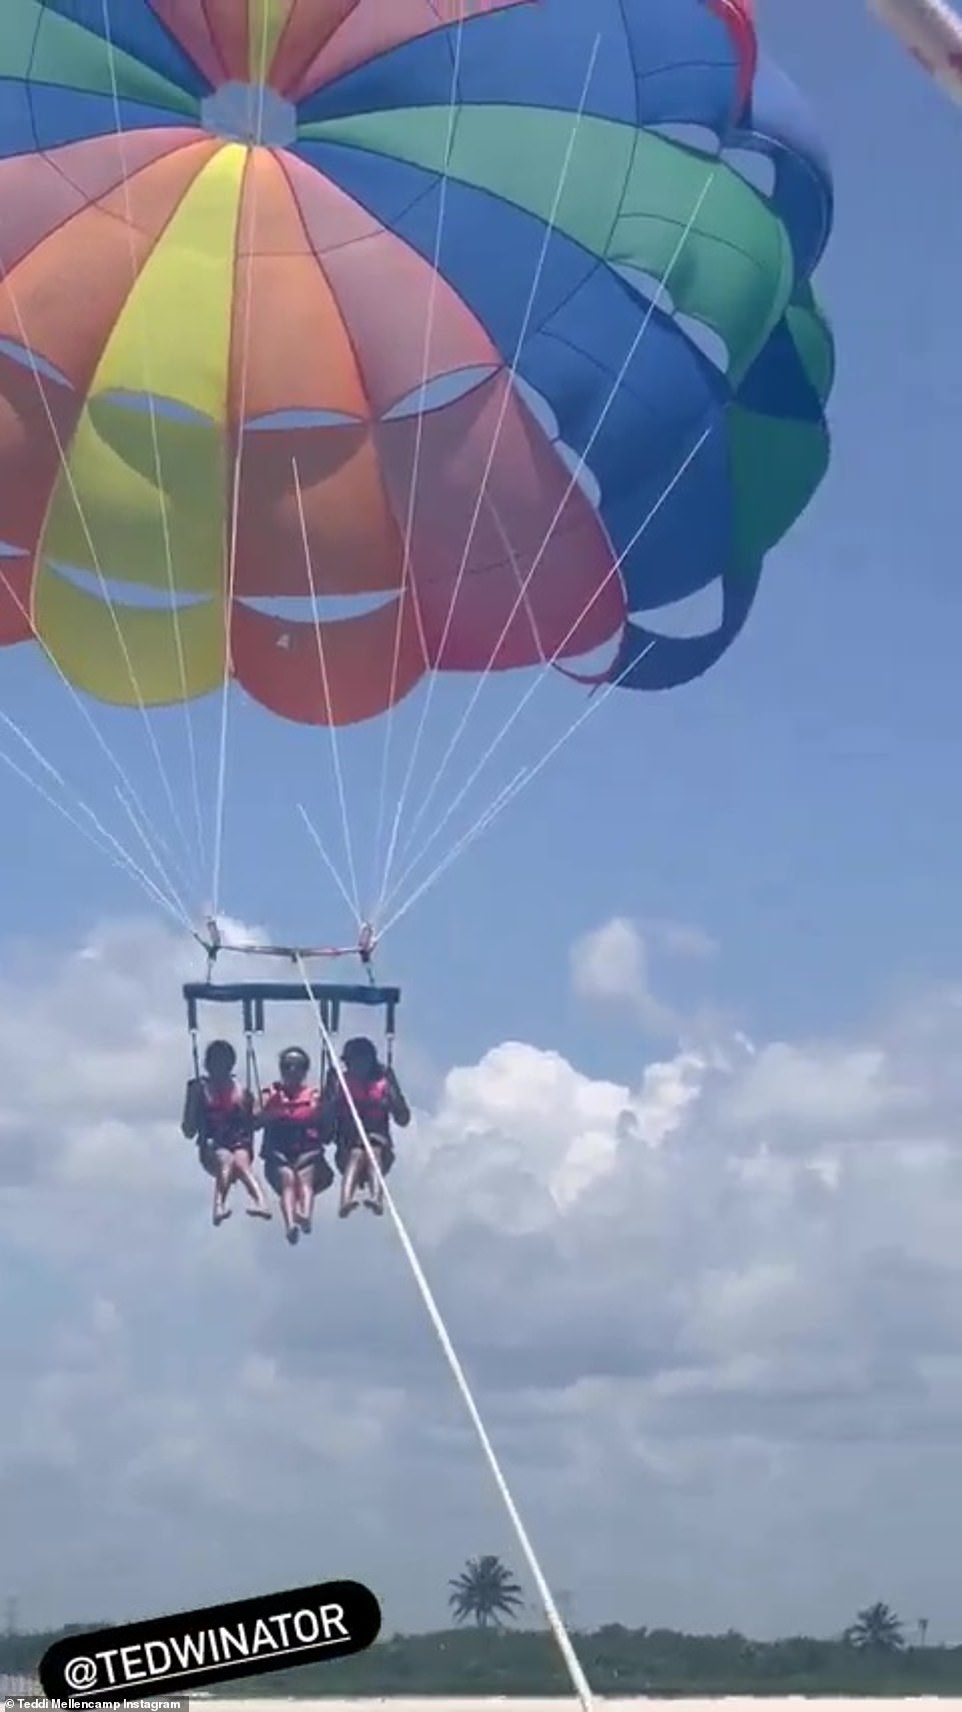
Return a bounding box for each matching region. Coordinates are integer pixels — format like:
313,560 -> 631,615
254,1045 -> 334,1245
180,1039 -> 271,1226
325,1036 -> 411,1219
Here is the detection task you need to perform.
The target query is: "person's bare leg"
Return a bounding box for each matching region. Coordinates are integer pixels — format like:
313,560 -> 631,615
295,1161 -> 317,1234
236,1151 -> 271,1218
213,1150 -> 233,1224
278,1166 -> 299,1243
365,1145 -> 385,1215
339,1149 -> 364,1217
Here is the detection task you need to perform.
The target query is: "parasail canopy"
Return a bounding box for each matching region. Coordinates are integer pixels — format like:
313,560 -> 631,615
0,0 -> 834,733
867,0 -> 962,103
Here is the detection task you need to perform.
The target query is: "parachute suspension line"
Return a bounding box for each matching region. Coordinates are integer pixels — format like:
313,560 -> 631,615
492,497 -> 549,668
380,158 -> 722,906
243,1018 -> 263,1104
111,782 -> 197,930
0,297 -> 198,897
296,803 -> 366,929
0,558 -> 196,912
319,1001 -> 333,1089
381,769 -> 529,936
293,955 -> 596,1712
373,33 -> 603,924
380,646 -> 654,941
0,733 -> 190,931
0,701 -> 189,920
210,6 -> 273,921
0,272 -> 201,898
100,0 -> 208,881
377,769 -> 534,941
188,1021 -> 201,1082
379,423 -> 712,927
369,10 -> 469,911
291,458 -> 363,925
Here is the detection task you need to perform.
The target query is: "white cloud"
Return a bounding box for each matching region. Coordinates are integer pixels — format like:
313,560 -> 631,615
3,918 -> 962,1642
568,915 -> 723,1040
721,1041 -> 902,1135
570,915 -> 680,1033
644,918 -> 720,960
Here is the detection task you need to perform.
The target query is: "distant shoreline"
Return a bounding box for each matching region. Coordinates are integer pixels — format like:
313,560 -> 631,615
8,1623 -> 962,1702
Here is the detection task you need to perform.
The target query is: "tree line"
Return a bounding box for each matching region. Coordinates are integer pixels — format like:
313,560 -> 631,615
1,1560 -> 956,1698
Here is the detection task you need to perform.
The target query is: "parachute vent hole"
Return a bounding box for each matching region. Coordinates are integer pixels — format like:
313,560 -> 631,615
200,83 -> 297,147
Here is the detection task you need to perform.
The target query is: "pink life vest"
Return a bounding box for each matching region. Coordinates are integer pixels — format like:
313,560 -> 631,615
337,1072 -> 392,1141
262,1081 -> 319,1125
200,1079 -> 250,1147
260,1081 -> 322,1161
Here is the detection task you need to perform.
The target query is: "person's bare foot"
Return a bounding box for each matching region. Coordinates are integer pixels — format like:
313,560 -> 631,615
213,1206 -> 231,1226
339,1200 -> 358,1219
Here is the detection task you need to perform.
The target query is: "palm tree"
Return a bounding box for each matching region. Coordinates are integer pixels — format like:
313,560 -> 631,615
448,1555 -> 525,1628
843,1602 -> 905,1652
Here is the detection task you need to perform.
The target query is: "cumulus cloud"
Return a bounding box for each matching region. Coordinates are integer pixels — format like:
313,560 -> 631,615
3,918 -> 962,1642
569,916 -> 679,1032
569,914 -> 721,1038
644,918 -> 720,961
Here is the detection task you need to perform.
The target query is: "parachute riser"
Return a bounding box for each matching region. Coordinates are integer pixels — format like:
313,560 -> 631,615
183,979 -> 400,1086
193,919 -> 380,987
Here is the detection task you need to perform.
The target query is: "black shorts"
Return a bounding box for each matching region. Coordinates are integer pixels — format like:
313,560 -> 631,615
198,1134 -> 252,1174
263,1146 -> 334,1196
334,1133 -> 394,1178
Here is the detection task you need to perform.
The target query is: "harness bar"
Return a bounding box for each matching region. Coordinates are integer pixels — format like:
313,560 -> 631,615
183,980 -> 400,1042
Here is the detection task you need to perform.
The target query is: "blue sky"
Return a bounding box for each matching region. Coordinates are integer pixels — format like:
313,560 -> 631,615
5,3 -> 962,1646
1,1 -> 958,1077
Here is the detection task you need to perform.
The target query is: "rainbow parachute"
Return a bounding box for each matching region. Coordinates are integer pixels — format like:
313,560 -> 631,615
868,0 -> 962,104
0,0 -> 834,726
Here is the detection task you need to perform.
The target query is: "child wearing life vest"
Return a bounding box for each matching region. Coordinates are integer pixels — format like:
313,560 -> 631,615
327,1036 -> 411,1218
255,1045 -> 334,1246
180,1038 -> 271,1226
